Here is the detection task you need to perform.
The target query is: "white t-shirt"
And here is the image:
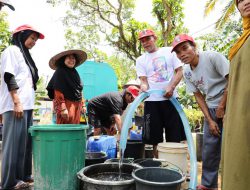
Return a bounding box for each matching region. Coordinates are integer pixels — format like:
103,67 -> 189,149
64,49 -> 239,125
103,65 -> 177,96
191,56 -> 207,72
0,45 -> 35,114
183,51 -> 229,108
136,47 -> 182,101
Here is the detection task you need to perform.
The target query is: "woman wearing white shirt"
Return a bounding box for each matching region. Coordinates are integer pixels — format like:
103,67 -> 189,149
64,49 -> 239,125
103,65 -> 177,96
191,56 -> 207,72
0,24 -> 44,189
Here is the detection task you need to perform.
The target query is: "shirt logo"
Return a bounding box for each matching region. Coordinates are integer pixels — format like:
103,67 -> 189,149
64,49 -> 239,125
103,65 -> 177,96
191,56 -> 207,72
174,36 -> 181,43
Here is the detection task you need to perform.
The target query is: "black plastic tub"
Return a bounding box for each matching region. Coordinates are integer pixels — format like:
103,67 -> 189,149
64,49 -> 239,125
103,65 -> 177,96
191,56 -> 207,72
85,152 -> 107,166
133,158 -> 162,167
124,140 -> 145,159
105,158 -> 133,164
132,167 -> 185,190
78,163 -> 141,190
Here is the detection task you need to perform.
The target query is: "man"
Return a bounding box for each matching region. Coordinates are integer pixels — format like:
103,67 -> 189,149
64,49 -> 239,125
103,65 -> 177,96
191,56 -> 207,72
87,85 -> 139,136
172,34 -> 229,190
136,29 -> 186,158
0,0 -> 15,11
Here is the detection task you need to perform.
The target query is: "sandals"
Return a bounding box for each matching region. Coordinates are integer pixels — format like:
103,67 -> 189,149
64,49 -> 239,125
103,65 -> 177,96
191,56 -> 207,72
12,181 -> 29,190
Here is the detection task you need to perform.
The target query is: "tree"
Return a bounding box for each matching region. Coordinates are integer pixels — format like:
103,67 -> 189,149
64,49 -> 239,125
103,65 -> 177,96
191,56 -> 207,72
204,0 -> 237,29
0,12 -> 11,87
52,0 -> 149,62
48,0 -> 187,61
0,12 -> 11,53
47,0 -> 187,87
152,0 -> 188,46
197,20 -> 242,57
107,53 -> 136,89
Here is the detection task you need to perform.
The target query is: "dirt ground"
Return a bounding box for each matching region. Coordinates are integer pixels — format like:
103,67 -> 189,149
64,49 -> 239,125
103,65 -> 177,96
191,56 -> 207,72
181,161 -> 221,190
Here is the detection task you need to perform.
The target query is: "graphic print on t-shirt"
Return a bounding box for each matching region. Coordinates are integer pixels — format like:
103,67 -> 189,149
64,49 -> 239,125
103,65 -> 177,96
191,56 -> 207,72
151,56 -> 169,82
193,76 -> 205,91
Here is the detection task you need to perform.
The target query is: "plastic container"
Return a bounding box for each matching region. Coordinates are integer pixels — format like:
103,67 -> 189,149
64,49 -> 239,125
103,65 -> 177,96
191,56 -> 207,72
124,140 -> 144,159
134,116 -> 144,127
105,158 -> 133,164
196,132 -> 203,162
85,152 -> 107,166
78,163 -> 141,190
87,135 -> 117,159
157,143 -> 188,174
76,61 -> 118,101
29,124 -> 88,190
129,129 -> 142,140
144,144 -> 154,158
134,158 -> 162,168
132,167 -> 185,190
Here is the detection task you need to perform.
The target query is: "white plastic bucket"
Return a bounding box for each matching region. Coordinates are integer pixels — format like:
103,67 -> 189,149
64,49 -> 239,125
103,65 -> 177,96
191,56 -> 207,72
157,142 -> 188,174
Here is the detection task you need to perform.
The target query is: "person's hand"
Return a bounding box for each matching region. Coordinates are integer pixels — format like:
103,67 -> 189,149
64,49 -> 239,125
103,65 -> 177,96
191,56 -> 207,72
216,106 -> 225,118
14,102 -> 23,118
140,84 -> 148,92
208,120 -> 221,137
109,125 -> 117,135
82,106 -> 87,114
61,109 -> 69,120
164,85 -> 174,98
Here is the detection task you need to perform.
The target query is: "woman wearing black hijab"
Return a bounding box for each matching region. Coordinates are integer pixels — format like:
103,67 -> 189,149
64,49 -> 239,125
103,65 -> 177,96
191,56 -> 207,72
47,50 -> 87,124
0,24 -> 44,189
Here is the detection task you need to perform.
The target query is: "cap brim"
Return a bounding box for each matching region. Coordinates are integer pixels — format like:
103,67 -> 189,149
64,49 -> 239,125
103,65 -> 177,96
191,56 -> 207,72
131,94 -> 138,99
49,50 -> 87,70
3,3 -> 15,11
171,40 -> 188,53
38,33 -> 45,39
138,35 -> 153,40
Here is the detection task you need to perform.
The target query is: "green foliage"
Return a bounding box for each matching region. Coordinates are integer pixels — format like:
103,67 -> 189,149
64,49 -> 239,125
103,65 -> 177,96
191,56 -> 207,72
106,53 -> 136,90
197,20 -> 242,57
204,0 -> 236,29
0,12 -> 11,53
152,0 -> 188,46
184,108 -> 203,132
34,76 -> 47,116
178,82 -> 198,110
178,82 -> 203,131
49,0 -> 187,61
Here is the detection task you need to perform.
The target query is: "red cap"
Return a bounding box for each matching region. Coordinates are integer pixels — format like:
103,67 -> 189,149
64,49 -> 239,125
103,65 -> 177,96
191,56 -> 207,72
13,24 -> 45,39
138,29 -> 156,40
127,85 -> 139,98
171,34 -> 195,52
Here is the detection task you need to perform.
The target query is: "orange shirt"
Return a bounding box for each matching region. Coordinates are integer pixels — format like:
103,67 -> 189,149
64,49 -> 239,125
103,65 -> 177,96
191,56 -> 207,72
53,90 -> 82,124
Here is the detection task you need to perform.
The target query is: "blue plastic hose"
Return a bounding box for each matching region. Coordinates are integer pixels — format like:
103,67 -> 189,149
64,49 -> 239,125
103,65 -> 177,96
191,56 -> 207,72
120,89 -> 197,189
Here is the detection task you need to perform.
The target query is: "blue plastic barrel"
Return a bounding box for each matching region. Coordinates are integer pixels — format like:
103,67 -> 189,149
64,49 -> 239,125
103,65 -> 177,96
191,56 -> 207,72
87,135 -> 117,158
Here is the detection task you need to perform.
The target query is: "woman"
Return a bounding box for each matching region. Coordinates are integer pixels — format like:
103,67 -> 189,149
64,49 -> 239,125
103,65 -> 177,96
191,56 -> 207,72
222,0 -> 250,189
46,50 -> 87,124
0,24 -> 44,189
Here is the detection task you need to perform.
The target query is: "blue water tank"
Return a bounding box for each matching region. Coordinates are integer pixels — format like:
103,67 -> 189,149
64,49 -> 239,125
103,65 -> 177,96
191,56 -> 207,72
77,61 -> 118,101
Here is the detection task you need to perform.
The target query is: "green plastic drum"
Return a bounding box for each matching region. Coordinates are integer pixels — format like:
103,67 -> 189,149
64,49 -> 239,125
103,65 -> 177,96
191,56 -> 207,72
29,124 -> 88,190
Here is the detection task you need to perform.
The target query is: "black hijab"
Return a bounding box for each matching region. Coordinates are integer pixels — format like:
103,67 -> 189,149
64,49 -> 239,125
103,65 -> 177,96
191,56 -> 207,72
46,56 -> 83,101
12,30 -> 39,90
